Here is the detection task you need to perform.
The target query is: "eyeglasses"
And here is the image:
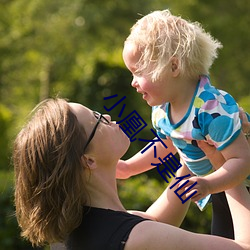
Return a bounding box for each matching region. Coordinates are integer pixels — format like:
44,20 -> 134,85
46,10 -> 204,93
84,111 -> 110,151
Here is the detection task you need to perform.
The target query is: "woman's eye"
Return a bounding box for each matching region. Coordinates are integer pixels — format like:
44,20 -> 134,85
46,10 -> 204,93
100,118 -> 110,125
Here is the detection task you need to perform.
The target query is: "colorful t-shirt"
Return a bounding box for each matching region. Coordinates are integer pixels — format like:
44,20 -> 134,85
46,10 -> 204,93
152,75 -> 242,177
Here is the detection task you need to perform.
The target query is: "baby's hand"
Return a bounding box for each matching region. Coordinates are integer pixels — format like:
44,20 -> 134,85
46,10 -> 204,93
178,176 -> 211,202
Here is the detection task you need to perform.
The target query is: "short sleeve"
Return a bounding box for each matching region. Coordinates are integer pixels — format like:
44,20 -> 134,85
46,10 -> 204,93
152,105 -> 170,139
197,89 -> 241,151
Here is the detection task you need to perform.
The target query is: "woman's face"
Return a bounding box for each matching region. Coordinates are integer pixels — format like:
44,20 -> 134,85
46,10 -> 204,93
68,103 -> 130,162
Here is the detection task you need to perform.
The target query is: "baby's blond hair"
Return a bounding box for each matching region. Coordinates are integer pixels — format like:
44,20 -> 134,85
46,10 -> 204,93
125,10 -> 222,81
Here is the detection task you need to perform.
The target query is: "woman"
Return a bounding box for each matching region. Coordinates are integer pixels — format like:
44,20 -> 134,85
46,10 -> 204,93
13,98 -> 250,249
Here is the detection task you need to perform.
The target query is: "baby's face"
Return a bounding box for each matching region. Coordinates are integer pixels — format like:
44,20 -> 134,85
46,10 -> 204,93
123,42 -> 175,106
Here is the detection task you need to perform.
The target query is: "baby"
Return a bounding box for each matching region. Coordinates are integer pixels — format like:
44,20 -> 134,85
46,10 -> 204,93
120,9 -> 250,238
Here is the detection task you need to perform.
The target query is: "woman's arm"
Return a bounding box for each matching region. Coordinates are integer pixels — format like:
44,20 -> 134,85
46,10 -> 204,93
225,184 -> 250,244
125,184 -> 250,250
239,108 -> 250,138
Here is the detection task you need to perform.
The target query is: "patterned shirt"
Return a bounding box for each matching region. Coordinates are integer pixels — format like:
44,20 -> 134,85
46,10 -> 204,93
152,75 -> 242,176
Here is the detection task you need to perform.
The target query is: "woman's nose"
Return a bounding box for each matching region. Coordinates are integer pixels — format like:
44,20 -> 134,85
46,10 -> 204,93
103,114 -> 112,123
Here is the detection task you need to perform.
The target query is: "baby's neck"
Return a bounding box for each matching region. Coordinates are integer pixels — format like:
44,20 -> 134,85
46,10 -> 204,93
169,77 -> 198,124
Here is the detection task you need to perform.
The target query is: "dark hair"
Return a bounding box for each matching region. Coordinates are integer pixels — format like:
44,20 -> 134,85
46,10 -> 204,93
13,98 -> 88,246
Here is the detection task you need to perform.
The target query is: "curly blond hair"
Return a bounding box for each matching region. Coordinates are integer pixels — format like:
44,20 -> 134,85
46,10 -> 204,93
125,9 -> 222,81
13,98 -> 88,246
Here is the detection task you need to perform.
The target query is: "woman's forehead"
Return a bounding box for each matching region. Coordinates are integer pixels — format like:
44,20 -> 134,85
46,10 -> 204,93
68,103 -> 93,125
68,102 -> 90,114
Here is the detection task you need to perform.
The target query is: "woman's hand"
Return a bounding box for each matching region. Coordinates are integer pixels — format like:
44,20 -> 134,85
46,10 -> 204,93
239,107 -> 250,141
197,140 -> 225,170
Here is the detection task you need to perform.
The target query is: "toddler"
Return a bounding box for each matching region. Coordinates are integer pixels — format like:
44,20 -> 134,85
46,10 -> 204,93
121,9 -> 250,238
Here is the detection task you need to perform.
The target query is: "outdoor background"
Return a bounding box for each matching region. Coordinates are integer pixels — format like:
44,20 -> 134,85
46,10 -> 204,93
0,0 -> 249,249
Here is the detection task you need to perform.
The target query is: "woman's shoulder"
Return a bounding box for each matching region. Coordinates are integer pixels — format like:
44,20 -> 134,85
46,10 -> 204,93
66,206 -> 148,250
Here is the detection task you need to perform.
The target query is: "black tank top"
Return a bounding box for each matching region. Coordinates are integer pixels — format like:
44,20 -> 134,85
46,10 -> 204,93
66,206 -> 148,250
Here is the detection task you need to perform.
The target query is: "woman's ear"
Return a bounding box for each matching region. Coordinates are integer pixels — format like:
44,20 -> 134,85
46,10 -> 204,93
170,57 -> 180,77
82,155 -> 97,169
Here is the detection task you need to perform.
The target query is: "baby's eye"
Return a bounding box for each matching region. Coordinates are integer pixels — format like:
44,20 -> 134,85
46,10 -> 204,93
133,71 -> 142,78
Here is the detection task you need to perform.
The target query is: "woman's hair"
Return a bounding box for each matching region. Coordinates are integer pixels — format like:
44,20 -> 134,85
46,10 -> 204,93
13,98 -> 88,246
125,9 -> 222,81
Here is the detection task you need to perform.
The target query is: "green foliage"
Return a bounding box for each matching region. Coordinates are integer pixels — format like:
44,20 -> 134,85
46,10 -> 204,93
1,0 -> 249,160
239,95 -> 250,113
0,170 -> 13,192
0,0 -> 249,248
182,203 -> 212,234
118,174 -> 166,210
0,171 -> 44,249
185,1 -> 250,100
0,104 -> 13,170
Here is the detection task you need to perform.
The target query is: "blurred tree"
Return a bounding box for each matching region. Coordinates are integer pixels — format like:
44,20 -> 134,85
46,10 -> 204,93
1,0 -> 248,148
0,171 -> 44,250
0,0 -> 249,248
0,104 -> 12,169
184,0 -> 250,100
239,95 -> 250,112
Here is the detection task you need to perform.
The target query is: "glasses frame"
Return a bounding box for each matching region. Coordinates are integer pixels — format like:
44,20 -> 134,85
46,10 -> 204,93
83,111 -> 110,151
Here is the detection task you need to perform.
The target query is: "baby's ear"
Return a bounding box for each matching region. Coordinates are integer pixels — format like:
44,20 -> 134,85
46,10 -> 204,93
171,57 -> 180,76
82,155 -> 97,169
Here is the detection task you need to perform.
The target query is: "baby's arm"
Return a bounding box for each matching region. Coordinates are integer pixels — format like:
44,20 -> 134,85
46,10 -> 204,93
185,132 -> 250,201
116,137 -> 177,179
207,132 -> 250,191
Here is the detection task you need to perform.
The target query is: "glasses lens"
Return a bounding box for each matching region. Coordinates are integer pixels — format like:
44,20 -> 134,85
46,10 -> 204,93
93,111 -> 101,120
84,112 -> 110,152
93,111 -> 109,124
